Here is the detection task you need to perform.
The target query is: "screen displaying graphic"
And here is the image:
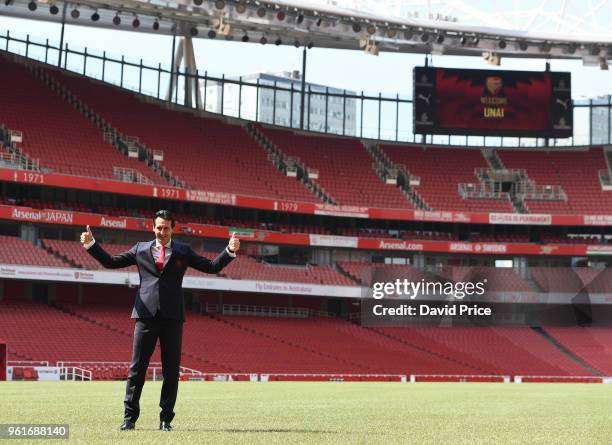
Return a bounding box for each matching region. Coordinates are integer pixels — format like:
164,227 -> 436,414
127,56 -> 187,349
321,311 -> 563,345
413,67 -> 572,137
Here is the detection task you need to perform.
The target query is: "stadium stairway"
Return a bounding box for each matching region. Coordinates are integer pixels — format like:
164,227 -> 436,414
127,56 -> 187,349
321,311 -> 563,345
496,148 -> 612,214
40,64 -> 324,203
246,123 -> 332,204
379,143 -> 515,212
481,148 -> 505,171
542,326 -> 612,375
603,148 -> 612,181
260,127 -> 414,209
40,241 -> 80,269
481,149 -> 526,213
212,314 -> 498,375
531,327 -> 601,375
334,263 -> 362,286
369,143 -> 430,210
375,326 -> 588,376
377,143 -> 584,214
181,313 -> 375,374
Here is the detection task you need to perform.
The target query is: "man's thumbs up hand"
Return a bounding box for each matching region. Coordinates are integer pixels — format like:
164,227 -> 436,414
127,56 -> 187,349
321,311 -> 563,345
81,225 -> 94,246
228,232 -> 240,253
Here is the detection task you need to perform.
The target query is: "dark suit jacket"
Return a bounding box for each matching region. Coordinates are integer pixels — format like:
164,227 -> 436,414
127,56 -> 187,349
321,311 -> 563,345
86,239 -> 233,321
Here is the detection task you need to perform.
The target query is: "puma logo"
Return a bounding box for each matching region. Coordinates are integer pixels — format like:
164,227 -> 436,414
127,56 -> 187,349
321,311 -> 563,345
556,98 -> 570,109
418,93 -> 432,105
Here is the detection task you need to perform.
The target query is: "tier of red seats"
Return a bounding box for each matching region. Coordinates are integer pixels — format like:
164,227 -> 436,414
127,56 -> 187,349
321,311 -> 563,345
1,300 -> 600,377
469,233 -> 530,243
1,301 -> 484,375
497,148 -> 612,214
437,265 -> 533,293
0,300 -> 146,363
379,145 -> 509,212
544,327 -> 612,374
0,232 -> 607,292
219,315 -> 481,374
39,238 -> 355,286
336,262 -> 533,293
60,303 -> 236,373
4,56 -> 612,215
0,55 -> 165,185
260,127 -> 413,209
0,235 -> 68,268
1,300 -> 233,374
42,239 -> 138,273
540,234 -> 603,245
466,197 -> 515,213
375,326 -> 587,376
531,267 -> 612,294
51,303 -> 382,374
399,231 -> 460,241
336,262 -> 430,286
206,251 -> 356,286
45,67 -> 319,203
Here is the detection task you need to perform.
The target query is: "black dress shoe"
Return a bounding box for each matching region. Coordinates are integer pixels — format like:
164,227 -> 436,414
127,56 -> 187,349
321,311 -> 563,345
159,421 -> 173,432
118,421 -> 135,431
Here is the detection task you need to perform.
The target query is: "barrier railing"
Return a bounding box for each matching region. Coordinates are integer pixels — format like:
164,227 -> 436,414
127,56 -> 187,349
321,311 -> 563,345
58,366 -> 92,381
8,360 -> 49,367
5,366 -> 608,383
221,304 -> 309,318
200,303 -> 335,318
183,373 -> 609,383
56,361 -> 204,381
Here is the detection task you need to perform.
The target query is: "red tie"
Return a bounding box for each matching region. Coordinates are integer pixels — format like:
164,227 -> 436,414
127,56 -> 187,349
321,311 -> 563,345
156,243 -> 165,272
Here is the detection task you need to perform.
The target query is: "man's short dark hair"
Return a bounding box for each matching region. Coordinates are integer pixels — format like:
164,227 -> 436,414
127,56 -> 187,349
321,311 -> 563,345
154,210 -> 176,228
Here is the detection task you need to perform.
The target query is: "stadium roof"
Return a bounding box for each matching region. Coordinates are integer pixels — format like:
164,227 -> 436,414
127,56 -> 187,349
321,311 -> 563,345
2,0 -> 611,64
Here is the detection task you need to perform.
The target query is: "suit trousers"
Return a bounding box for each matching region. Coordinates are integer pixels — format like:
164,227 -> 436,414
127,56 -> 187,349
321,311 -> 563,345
124,312 -> 183,423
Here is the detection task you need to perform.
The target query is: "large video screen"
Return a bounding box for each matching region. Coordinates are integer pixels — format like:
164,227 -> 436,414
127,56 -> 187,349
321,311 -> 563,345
413,67 -> 572,138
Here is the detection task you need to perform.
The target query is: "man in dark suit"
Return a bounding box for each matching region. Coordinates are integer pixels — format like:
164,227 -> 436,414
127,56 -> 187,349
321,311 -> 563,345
80,209 -> 239,432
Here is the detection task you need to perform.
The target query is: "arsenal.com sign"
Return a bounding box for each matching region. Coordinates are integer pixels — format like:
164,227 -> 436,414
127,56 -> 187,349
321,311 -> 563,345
378,240 -> 424,251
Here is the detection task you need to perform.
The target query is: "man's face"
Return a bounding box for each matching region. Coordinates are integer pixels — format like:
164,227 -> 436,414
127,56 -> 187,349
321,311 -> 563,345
153,217 -> 174,245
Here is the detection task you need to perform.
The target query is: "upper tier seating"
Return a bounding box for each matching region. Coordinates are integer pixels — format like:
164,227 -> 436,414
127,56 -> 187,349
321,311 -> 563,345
0,235 -> 68,268
380,145 -> 516,212
497,148 -> 612,214
0,300 -> 599,377
47,68 -> 320,203
261,127 -> 413,209
0,55 -> 165,184
544,327 -> 612,374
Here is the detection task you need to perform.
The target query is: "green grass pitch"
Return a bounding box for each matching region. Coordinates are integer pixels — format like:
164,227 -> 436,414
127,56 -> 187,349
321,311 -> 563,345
2,381 -> 612,444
